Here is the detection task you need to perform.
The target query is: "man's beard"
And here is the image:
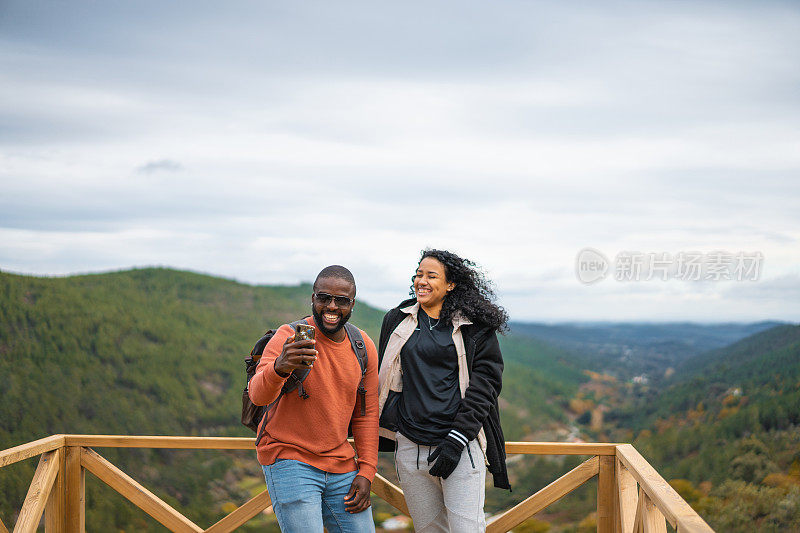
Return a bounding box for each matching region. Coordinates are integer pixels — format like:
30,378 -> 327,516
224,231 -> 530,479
312,306 -> 352,337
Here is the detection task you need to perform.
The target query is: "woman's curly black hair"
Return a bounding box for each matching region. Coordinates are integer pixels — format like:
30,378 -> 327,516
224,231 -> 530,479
409,248 -> 509,332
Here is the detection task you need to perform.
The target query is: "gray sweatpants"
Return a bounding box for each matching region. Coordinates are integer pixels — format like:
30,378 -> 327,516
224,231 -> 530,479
395,432 -> 486,532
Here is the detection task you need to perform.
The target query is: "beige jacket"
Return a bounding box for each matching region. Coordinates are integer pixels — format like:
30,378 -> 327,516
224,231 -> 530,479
377,301 -> 488,456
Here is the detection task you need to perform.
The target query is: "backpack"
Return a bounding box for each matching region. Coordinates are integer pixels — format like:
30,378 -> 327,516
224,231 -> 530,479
241,318 -> 368,446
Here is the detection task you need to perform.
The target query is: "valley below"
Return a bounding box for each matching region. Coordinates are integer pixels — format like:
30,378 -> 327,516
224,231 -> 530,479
1,268 -> 798,532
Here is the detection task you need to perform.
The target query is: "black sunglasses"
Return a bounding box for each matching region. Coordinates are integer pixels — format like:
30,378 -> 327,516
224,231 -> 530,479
314,292 -> 354,308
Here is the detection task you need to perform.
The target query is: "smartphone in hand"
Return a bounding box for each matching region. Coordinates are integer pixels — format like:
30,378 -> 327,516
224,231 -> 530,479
294,323 -> 315,342
294,324 -> 316,366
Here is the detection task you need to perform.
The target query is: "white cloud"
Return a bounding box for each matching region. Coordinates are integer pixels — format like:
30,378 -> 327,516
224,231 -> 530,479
1,0 -> 798,322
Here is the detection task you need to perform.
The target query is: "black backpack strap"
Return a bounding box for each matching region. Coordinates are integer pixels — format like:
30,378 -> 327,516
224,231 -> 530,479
255,390 -> 285,446
344,323 -> 368,416
254,318 -> 311,446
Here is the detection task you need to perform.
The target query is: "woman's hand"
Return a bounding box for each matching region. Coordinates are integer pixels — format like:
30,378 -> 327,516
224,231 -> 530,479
428,431 -> 467,479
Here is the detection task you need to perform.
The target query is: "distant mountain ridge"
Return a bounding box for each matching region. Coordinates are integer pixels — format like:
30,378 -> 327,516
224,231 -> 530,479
509,320 -> 787,381
677,323 -> 800,379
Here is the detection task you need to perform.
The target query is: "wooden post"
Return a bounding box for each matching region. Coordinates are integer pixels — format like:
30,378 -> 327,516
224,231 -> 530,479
598,455 -> 615,533
616,458 -> 638,533
616,445 -> 713,532
640,490 -> 667,533
45,444 -> 66,533
65,447 -> 84,533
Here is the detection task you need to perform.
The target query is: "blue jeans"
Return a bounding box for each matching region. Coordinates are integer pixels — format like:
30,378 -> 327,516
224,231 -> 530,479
262,459 -> 375,533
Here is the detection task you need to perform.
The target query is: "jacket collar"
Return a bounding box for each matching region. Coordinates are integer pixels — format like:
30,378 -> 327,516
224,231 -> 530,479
399,301 -> 418,316
399,300 -> 473,328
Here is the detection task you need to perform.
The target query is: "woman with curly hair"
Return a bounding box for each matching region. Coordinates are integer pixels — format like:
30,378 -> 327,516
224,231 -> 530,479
377,249 -> 510,532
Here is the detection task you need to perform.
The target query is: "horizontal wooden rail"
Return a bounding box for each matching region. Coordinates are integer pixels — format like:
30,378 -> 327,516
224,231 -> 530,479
0,435 -> 65,468
505,442 -> 618,455
61,435 -> 619,455
64,435 -> 254,449
0,436 -> 714,533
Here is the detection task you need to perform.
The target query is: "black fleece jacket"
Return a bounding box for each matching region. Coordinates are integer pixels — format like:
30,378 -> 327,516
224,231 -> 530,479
378,298 -> 511,490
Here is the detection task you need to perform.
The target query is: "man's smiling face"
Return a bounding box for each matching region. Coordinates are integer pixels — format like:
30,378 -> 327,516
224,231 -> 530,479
311,276 -> 356,339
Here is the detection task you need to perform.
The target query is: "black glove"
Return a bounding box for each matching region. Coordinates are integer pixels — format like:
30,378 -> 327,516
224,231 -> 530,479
428,430 -> 468,479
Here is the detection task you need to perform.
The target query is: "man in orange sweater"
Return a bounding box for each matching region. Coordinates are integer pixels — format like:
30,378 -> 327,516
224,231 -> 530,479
248,265 -> 379,532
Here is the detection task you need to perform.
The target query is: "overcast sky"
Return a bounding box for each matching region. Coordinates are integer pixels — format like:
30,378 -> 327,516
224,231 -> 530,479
1,1 -> 798,322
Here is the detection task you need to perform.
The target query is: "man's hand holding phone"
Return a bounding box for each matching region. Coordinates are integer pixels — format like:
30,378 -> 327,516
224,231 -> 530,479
274,324 -> 317,377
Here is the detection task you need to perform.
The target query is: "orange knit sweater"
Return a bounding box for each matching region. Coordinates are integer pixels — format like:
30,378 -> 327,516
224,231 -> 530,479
248,317 -> 379,481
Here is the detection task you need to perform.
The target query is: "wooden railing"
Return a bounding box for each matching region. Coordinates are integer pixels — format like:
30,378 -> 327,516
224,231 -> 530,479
0,435 -> 714,532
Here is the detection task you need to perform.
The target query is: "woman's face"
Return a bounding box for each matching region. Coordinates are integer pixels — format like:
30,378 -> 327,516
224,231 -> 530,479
414,256 -> 455,309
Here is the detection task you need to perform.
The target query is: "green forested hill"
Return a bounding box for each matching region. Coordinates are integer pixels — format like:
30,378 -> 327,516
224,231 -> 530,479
0,268 -> 386,530
497,333 -> 588,439
0,268 -> 588,531
636,324 -> 800,429
606,325 -> 800,532
9,267 -> 793,531
0,267 -> 384,442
